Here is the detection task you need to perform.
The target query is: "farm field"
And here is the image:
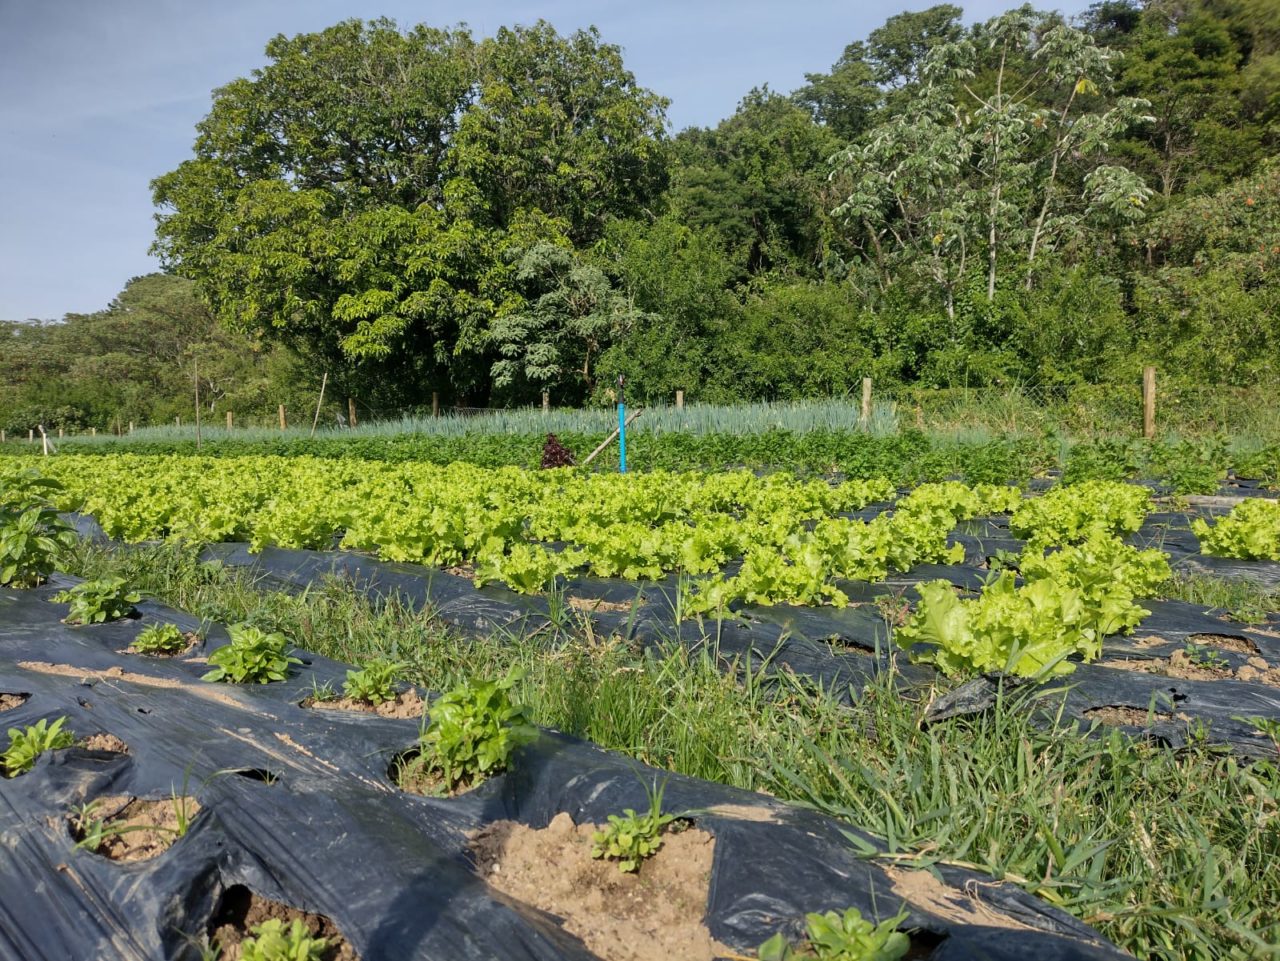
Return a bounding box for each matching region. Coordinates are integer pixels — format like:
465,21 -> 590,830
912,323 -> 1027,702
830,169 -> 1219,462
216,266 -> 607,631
3,452 -> 1280,958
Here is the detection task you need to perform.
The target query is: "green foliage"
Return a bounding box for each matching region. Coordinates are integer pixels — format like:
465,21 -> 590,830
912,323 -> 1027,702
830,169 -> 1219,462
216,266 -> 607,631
202,624 -> 301,684
3,717 -> 74,777
239,919 -> 328,961
1193,499 -> 1280,561
131,622 -> 190,655
53,577 -> 141,625
1010,480 -> 1151,546
590,780 -> 679,873
0,472 -> 77,588
410,668 -> 536,793
758,907 -> 910,961
341,658 -> 404,705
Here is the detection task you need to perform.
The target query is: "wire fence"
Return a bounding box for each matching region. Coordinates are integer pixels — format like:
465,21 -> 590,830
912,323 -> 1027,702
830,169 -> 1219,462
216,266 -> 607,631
3,378 -> 1277,448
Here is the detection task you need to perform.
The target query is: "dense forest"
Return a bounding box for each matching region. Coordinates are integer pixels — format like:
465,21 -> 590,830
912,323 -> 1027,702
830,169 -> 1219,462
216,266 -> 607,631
4,0 -> 1279,431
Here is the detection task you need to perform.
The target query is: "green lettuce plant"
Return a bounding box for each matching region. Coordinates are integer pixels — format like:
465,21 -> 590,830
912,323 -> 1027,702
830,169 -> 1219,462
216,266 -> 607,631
758,906 -> 910,961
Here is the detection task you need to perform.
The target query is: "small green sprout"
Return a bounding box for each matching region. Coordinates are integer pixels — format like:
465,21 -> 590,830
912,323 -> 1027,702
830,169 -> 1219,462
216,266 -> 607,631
53,576 -> 141,624
1183,642 -> 1229,671
131,622 -> 191,656
758,906 -> 910,961
3,716 -> 75,776
342,659 -> 404,705
591,779 -> 681,873
239,918 -> 328,961
202,624 -> 301,684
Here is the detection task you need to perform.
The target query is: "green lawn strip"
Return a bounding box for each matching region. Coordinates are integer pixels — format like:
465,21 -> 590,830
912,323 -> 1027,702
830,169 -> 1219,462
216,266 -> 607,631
60,542 -> 1280,960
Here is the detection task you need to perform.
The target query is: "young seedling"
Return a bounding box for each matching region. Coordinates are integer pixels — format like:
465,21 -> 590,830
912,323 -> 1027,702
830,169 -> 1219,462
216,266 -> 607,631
758,907 -> 910,961
130,622 -> 191,656
53,576 -> 141,624
399,667 -> 535,794
239,918 -> 328,961
70,799 -> 110,853
202,624 -> 301,684
3,716 -> 75,776
591,778 -> 682,873
1183,642 -> 1229,672
342,658 -> 404,705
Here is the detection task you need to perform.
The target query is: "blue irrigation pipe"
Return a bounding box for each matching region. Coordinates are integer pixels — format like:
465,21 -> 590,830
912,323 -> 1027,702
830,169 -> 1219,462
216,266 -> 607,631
617,375 -> 627,473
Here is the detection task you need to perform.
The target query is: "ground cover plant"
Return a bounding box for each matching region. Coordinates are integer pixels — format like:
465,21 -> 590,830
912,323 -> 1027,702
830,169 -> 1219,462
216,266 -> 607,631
202,624 -> 301,684
52,576 -> 141,624
757,907 -> 910,961
2,716 -> 75,777
130,622 -> 193,655
60,542 -> 1280,959
396,668 -> 536,795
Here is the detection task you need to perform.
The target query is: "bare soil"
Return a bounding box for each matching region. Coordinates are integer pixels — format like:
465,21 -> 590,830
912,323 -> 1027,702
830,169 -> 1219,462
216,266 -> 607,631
1187,633 -> 1260,654
79,733 -> 129,754
0,693 -> 29,712
469,812 -> 731,961
567,595 -> 637,613
71,794 -> 200,861
208,885 -> 357,961
1100,649 -> 1280,687
886,866 -> 1030,932
305,689 -> 424,719
126,631 -> 200,657
1084,706 -> 1190,726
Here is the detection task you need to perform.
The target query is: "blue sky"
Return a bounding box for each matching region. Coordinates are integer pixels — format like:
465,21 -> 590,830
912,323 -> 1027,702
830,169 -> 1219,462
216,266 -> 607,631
0,0 -> 1089,322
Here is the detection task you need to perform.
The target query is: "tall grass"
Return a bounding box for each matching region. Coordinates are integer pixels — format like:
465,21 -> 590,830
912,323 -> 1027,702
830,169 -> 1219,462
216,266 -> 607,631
63,541 -> 1280,961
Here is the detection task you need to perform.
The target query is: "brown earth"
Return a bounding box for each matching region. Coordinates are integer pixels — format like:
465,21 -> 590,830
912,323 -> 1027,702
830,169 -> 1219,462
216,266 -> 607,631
886,866 -> 1030,932
1187,633 -> 1260,654
208,885 -> 358,961
305,689 -> 424,720
469,812 -> 732,961
568,595 -> 638,613
1100,649 -> 1280,687
71,794 -> 200,861
79,733 -> 129,753
1084,706 -> 1191,726
0,693 -> 29,711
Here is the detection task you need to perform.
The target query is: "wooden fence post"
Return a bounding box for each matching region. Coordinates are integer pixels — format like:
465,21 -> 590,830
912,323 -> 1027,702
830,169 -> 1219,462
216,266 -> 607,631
1,430 -> 5,443
90,427 -> 96,437
28,430 -> 34,443
432,392 -> 440,417
175,416 -> 180,428
861,377 -> 873,426
542,390 -> 550,414
1142,366 -> 1156,439
128,421 -> 134,434
348,397 -> 358,428
57,427 -> 64,438
278,405 -> 287,431
226,410 -> 233,430
676,389 -> 684,410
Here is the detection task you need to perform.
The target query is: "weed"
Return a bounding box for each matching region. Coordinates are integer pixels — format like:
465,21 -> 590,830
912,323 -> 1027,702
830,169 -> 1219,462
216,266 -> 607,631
202,624 -> 301,684
239,918 -> 328,961
341,658 -> 404,705
758,907 -> 910,961
131,622 -> 190,655
3,716 -> 74,776
53,576 -> 141,624
591,778 -> 681,873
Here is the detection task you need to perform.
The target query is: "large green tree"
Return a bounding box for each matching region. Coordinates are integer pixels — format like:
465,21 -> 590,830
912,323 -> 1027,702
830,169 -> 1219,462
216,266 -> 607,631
152,18 -> 668,405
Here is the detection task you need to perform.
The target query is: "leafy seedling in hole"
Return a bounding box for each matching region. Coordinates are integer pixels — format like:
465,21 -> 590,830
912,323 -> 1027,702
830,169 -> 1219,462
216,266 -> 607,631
591,778 -> 684,873
403,666 -> 535,794
308,677 -> 336,702
203,624 -> 301,684
53,576 -> 141,624
3,716 -> 74,776
239,918 -> 328,961
0,473 -> 77,588
758,906 -> 910,961
342,658 -> 405,705
131,622 -> 191,655
1183,642 -> 1229,671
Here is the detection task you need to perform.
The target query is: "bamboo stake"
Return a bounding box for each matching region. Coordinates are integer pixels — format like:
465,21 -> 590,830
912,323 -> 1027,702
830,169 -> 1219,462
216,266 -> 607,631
311,371 -> 328,437
194,357 -> 202,451
278,405 -> 286,431
582,409 -> 643,466
1142,366 -> 1156,439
